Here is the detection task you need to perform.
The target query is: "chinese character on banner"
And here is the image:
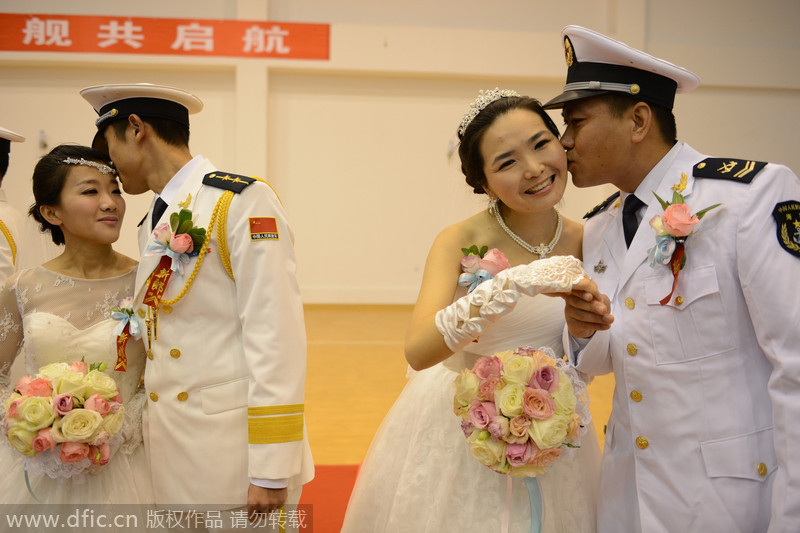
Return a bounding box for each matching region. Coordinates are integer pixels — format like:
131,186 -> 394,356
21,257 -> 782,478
98,20 -> 145,49
243,25 -> 291,54
171,22 -> 214,52
22,17 -> 72,47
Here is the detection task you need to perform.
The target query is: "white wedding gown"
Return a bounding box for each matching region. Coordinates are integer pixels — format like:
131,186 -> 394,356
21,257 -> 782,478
0,266 -> 154,507
341,295 -> 601,533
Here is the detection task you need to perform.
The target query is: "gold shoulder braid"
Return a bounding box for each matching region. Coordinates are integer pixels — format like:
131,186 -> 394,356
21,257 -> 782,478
0,220 -> 17,265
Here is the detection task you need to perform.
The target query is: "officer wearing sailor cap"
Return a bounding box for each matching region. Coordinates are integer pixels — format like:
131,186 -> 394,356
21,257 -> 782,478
81,83 -> 314,522
0,126 -> 25,283
550,26 -> 800,532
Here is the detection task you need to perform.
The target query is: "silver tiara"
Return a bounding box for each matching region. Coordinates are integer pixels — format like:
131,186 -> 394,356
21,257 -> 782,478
62,157 -> 115,175
458,88 -> 520,136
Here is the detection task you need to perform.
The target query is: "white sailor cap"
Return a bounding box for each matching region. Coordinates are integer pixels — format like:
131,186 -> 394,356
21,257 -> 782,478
0,126 -> 25,152
80,83 -> 203,154
544,26 -> 700,110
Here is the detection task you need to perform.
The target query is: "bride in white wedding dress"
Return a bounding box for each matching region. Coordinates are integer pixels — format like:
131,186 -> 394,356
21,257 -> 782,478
342,91 -> 601,532
0,145 -> 153,507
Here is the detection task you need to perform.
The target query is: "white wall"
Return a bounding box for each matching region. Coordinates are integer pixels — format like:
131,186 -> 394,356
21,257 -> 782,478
1,0 -> 798,303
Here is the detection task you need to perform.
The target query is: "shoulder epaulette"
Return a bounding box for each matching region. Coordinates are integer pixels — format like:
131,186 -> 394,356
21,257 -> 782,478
583,191 -> 620,220
693,158 -> 767,184
202,171 -> 256,193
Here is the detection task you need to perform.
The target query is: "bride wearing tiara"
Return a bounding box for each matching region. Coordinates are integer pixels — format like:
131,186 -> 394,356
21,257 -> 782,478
0,145 -> 154,509
341,90 -> 601,532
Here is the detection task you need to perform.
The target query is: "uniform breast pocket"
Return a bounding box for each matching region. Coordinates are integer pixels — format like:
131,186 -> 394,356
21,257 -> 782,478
645,264 -> 735,364
200,376 -> 248,415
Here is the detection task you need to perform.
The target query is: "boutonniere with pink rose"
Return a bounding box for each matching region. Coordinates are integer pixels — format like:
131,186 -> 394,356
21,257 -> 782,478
648,173 -> 720,305
458,245 -> 511,292
4,359 -> 125,493
146,208 -> 207,276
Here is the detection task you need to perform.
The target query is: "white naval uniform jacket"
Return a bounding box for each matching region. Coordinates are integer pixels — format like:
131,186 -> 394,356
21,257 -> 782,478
566,142 -> 800,533
135,158 -> 314,506
0,192 -> 22,284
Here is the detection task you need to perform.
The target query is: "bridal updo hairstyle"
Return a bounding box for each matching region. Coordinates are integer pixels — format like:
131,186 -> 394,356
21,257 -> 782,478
458,96 -> 561,195
29,144 -> 113,245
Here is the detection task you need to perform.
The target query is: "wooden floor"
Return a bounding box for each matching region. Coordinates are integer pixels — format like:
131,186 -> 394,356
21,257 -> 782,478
304,304 -> 615,465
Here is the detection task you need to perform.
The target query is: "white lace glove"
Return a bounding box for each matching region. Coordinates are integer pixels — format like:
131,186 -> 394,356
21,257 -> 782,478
435,255 -> 587,352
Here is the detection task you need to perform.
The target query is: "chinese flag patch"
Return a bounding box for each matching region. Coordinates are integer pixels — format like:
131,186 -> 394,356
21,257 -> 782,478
249,217 -> 279,240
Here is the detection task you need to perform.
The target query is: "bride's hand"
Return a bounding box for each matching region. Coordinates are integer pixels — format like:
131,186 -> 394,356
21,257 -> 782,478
562,278 -> 614,338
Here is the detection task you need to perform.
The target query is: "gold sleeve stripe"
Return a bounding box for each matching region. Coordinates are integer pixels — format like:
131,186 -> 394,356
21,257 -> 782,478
248,414 -> 304,444
248,404 -> 304,416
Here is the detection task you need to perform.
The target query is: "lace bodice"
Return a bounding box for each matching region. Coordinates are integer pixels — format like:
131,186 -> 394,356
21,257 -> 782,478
0,266 -> 145,401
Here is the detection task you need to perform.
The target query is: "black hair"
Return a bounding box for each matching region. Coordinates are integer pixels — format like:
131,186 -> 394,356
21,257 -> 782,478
603,92 -> 677,144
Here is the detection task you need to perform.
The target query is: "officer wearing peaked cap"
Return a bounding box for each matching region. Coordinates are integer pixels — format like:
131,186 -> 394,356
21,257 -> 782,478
81,83 -> 314,520
550,26 -> 800,533
0,126 -> 25,284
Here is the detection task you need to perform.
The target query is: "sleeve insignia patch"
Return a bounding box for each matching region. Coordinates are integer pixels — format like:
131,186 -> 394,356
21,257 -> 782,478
693,158 -> 767,184
772,201 -> 800,258
249,217 -> 279,241
583,191 -> 620,220
203,171 -> 256,193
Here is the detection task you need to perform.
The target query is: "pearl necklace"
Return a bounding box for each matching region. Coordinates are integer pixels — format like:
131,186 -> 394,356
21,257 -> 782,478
494,205 -> 563,259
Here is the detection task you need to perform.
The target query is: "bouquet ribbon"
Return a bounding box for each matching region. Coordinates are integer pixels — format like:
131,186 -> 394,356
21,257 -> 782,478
458,269 -> 493,293
502,477 -> 543,533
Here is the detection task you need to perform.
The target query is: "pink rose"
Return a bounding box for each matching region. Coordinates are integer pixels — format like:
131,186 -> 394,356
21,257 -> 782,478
522,387 -> 556,420
70,360 -> 89,375
514,346 -> 536,357
460,419 -> 476,438
509,415 -> 532,442
487,416 -> 510,441
52,393 -> 74,415
467,401 -> 497,429
59,442 -> 90,463
506,442 -> 535,467
14,375 -> 32,395
477,375 -> 502,402
152,222 -> 171,243
479,249 -> 510,276
90,430 -> 111,446
7,399 -> 21,419
24,378 -> 53,398
168,232 -> 194,254
84,394 -> 111,416
472,356 -> 503,380
89,443 -> 111,465
529,446 -> 563,468
32,428 -> 57,453
460,254 -> 481,274
109,391 -> 123,404
661,203 -> 698,237
529,365 -> 560,393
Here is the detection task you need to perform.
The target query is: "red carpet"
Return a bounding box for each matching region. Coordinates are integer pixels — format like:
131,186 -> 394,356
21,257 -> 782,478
299,464 -> 360,533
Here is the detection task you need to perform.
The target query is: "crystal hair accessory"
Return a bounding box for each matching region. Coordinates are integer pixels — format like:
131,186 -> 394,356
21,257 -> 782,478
62,157 -> 115,175
458,88 -> 520,137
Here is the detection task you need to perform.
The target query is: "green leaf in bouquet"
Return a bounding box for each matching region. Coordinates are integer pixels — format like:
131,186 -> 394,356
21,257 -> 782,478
653,192 -> 670,211
189,228 -> 206,249
169,212 -> 180,232
695,203 -> 721,220
178,209 -> 193,226
177,219 -> 194,235
479,245 -> 488,257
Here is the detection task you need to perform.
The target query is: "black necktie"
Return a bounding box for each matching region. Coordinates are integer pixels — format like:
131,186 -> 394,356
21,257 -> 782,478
151,197 -> 168,230
622,194 -> 645,248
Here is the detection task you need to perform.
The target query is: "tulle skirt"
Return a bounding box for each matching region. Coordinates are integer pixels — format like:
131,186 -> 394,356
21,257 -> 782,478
341,360 -> 601,533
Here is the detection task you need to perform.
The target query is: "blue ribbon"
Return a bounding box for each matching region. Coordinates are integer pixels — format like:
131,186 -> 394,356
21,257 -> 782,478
145,241 -> 190,276
524,477 -> 543,533
110,309 -> 141,339
24,463 -> 41,503
457,269 -> 493,293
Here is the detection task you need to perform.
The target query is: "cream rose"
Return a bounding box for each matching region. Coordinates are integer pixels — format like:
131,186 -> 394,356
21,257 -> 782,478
83,370 -> 118,399
528,413 -> 570,450
453,369 -> 480,411
494,383 -> 525,418
469,431 -> 507,470
52,370 -> 88,398
53,409 -> 103,442
552,373 -> 577,415
36,362 -> 71,382
16,396 -> 56,431
101,408 -> 125,437
7,424 -> 37,457
501,354 -> 535,385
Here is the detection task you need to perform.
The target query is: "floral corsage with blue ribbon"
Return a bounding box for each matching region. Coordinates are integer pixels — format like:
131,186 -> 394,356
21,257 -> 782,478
458,245 -> 510,292
145,208 -> 207,277
110,297 -> 142,372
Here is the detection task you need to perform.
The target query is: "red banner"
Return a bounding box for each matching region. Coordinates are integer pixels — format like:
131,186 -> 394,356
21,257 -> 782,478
0,13 -> 329,60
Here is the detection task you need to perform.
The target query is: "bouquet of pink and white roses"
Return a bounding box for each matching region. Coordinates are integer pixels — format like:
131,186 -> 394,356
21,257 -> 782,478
3,359 -> 124,478
454,346 -> 590,477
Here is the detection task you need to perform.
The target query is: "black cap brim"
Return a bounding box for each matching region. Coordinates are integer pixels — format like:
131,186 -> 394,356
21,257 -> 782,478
543,89 -> 609,110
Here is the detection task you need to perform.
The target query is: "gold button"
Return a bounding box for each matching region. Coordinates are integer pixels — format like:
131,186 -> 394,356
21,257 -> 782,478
177,392 -> 189,402
675,296 -> 684,305
149,392 -> 159,402
636,436 -> 649,449
697,162 -> 706,169
630,84 -> 640,95
627,344 -> 638,356
170,348 -> 181,359
757,463 -> 768,477
625,297 -> 635,310
161,305 -> 173,314
630,390 -> 642,402
147,350 -> 154,360
138,309 -> 146,318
